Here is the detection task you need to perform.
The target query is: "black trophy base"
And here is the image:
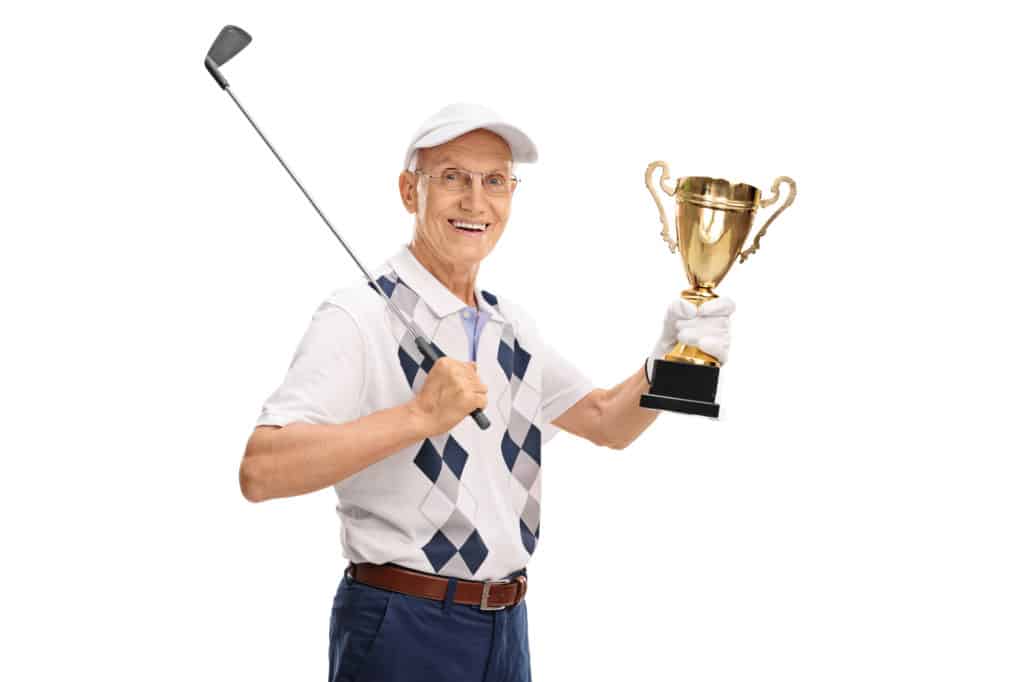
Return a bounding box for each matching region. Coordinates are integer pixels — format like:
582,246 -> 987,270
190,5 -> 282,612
640,358 -> 721,418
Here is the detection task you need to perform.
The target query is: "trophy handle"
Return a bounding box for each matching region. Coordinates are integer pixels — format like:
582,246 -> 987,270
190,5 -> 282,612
645,161 -> 678,254
738,176 -> 797,263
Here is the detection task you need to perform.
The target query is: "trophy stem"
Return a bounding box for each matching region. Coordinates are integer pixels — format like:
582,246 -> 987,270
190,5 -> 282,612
665,342 -> 721,367
680,287 -> 717,306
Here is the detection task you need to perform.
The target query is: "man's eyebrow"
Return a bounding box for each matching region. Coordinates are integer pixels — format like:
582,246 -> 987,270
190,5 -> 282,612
431,156 -> 510,173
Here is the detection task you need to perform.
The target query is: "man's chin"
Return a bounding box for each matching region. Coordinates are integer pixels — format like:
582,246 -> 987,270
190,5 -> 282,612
447,242 -> 495,267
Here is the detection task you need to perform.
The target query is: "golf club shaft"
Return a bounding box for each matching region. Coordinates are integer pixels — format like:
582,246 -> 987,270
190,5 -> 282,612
221,87 -> 490,430
223,90 -> 397,317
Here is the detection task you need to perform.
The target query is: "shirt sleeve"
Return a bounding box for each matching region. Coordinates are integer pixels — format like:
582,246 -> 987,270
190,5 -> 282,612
538,339 -> 594,445
255,300 -> 367,428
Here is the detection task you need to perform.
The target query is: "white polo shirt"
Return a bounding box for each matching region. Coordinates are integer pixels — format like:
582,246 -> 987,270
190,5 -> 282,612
255,245 -> 594,581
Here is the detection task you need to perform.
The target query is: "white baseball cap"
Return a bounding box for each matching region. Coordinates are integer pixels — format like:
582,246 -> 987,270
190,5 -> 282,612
404,102 -> 538,171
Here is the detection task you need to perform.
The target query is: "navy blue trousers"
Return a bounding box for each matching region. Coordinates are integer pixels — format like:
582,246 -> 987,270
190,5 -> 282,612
328,569 -> 531,682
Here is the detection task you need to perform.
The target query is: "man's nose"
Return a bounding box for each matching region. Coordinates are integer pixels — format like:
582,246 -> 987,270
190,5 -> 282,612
459,177 -> 489,213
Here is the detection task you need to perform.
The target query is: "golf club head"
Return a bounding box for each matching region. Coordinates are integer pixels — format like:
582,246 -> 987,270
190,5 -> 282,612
207,25 -> 251,66
204,25 -> 252,89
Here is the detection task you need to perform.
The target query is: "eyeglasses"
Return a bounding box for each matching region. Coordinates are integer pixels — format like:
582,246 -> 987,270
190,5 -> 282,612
415,168 -> 519,196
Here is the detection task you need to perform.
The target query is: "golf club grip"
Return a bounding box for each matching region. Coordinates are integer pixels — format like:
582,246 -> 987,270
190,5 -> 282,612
414,336 -> 490,430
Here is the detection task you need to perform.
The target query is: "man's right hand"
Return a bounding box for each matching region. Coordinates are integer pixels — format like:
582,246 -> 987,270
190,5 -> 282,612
409,357 -> 488,437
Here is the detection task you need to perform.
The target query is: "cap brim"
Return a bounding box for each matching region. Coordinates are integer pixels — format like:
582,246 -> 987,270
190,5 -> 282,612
407,121 -> 538,169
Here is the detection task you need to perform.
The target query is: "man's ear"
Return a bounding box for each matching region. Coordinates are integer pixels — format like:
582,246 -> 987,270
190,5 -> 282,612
398,170 -> 418,214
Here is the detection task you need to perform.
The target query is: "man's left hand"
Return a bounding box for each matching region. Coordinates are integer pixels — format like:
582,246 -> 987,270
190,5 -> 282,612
649,296 -> 735,370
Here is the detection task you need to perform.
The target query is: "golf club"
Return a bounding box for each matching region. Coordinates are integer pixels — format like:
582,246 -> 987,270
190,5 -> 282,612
204,25 -> 490,430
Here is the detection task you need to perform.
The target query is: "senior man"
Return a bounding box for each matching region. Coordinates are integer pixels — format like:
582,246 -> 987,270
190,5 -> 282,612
240,102 -> 734,682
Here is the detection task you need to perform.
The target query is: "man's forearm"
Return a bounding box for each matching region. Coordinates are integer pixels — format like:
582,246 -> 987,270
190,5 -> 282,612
599,366 -> 660,449
240,403 -> 431,502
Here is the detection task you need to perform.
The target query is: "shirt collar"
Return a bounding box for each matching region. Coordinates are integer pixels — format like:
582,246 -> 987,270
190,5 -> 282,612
388,245 -> 506,323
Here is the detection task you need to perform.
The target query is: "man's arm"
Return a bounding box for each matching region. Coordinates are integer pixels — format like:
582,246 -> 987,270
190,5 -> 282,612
241,404 -> 428,503
552,366 -> 658,450
240,357 -> 488,502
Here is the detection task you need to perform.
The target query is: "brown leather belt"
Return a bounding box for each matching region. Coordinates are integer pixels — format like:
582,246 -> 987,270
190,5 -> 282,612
346,562 -> 528,611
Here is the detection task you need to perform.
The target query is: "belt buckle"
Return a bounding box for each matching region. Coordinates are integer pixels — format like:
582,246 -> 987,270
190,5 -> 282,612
479,580 -> 509,611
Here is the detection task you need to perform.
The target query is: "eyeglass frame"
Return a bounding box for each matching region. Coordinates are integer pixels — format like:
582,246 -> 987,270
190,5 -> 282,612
413,167 -> 521,195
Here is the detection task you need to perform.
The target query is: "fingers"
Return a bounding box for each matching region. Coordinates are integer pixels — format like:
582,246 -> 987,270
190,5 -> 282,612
676,316 -> 728,334
670,298 -> 699,320
677,326 -> 726,346
456,360 -> 487,403
675,314 -> 731,365
669,296 -> 733,321
697,335 -> 730,363
470,390 -> 488,411
428,358 -> 486,394
657,296 -> 734,366
465,362 -> 486,390
676,332 -> 730,362
463,371 -> 488,411
437,358 -> 481,380
417,357 -> 490,434
697,297 -> 735,317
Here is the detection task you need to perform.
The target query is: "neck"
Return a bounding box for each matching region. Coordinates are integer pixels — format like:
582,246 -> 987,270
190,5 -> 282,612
408,239 -> 479,308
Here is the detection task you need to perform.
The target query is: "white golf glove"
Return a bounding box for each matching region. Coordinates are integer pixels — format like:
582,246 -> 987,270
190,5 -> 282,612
647,297 -> 735,379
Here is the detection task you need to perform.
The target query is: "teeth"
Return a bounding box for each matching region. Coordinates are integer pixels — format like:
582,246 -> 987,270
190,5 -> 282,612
451,221 -> 487,231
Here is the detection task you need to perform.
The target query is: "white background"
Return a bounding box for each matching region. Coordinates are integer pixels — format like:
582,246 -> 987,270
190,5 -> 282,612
3,1 -> 1021,680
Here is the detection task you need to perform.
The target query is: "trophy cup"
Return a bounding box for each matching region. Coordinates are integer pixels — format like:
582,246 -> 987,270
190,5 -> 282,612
639,161 -> 796,418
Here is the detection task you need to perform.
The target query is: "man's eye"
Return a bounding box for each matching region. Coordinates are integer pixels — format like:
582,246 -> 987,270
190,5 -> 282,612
486,175 -> 506,186
443,172 -> 460,181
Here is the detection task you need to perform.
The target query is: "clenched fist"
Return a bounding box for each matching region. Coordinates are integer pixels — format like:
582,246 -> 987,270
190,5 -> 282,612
648,296 -> 735,380
409,357 -> 488,437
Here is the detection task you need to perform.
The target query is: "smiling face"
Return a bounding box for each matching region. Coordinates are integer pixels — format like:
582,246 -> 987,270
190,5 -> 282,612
399,129 -> 515,272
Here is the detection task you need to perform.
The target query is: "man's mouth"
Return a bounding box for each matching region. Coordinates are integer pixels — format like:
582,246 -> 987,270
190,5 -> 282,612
449,219 -> 490,233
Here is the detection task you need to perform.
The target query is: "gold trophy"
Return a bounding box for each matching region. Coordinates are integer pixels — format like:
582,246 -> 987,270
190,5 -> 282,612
639,161 -> 796,417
